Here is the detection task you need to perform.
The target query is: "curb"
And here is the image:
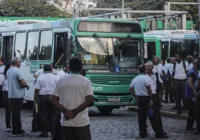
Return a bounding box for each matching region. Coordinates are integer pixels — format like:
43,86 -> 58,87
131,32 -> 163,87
128,106 -> 188,120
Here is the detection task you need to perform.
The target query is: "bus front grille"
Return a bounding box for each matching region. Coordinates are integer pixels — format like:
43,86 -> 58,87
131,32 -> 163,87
90,75 -> 134,85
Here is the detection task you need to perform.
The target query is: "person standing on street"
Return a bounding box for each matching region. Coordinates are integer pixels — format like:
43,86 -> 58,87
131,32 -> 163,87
51,57 -> 94,140
34,64 -> 58,137
162,58 -> 174,103
152,56 -> 164,101
129,65 -> 153,138
7,57 -> 29,136
52,63 -> 69,140
172,54 -> 190,115
185,59 -> 200,132
2,64 -> 11,132
145,62 -> 168,138
187,55 -> 194,69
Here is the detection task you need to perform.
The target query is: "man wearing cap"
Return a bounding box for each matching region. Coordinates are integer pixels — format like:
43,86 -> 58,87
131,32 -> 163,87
7,57 -> 29,136
34,64 -> 58,137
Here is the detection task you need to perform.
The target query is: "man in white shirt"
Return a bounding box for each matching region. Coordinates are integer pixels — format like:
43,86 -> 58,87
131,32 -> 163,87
187,55 -> 194,69
51,57 -> 94,140
129,65 -> 153,138
34,64 -> 58,137
172,54 -> 190,115
152,56 -> 164,101
34,63 -> 58,79
162,58 -> 174,103
145,62 -> 168,138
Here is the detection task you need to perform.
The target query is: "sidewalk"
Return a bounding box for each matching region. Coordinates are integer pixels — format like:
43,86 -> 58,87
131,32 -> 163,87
128,102 -> 188,120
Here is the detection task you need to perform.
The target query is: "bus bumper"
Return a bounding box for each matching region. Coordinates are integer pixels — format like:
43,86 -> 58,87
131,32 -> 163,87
93,95 -> 136,107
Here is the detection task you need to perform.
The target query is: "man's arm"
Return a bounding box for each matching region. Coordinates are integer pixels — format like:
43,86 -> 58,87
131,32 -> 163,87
33,74 -> 38,79
188,77 -> 197,97
72,95 -> 94,116
129,87 -> 137,99
50,95 -> 68,114
146,85 -> 152,101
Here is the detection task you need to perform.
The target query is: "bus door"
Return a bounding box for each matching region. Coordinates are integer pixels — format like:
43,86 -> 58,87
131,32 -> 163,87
54,32 -> 68,68
2,36 -> 13,65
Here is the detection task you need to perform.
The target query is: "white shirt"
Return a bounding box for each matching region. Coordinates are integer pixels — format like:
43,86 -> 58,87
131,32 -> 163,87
35,73 -> 58,95
187,62 -> 193,69
146,73 -> 162,94
130,75 -> 152,96
52,74 -> 93,127
153,64 -> 163,75
57,70 -> 68,79
35,68 -> 58,78
2,75 -> 8,91
173,61 -> 190,80
162,63 -> 173,75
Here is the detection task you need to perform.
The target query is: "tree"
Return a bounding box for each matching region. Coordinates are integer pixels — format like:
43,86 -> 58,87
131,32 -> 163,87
0,0 -> 68,17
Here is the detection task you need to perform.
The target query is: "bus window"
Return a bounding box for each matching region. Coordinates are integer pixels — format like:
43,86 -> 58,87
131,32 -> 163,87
147,42 -> 156,60
39,30 -> 53,60
189,40 -> 199,58
15,32 -> 26,60
27,31 -> 39,60
161,42 -> 169,60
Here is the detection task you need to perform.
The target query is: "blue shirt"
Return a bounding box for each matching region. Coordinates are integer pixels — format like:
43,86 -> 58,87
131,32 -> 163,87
185,68 -> 198,99
7,67 -> 25,98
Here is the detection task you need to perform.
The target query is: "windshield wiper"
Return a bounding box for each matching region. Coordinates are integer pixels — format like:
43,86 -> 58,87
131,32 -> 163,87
119,35 -> 131,50
93,34 -> 109,55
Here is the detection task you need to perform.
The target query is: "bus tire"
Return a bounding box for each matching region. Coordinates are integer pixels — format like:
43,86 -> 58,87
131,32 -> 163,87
98,107 -> 113,115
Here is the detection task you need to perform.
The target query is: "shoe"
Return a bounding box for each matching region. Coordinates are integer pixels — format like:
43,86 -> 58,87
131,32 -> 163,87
11,133 -> 23,137
155,133 -> 168,138
38,133 -> 48,137
194,130 -> 200,135
20,130 -> 25,134
6,128 -> 11,132
164,101 -> 168,103
171,107 -> 177,110
170,100 -> 174,103
177,110 -> 182,115
185,127 -> 195,131
140,133 -> 149,138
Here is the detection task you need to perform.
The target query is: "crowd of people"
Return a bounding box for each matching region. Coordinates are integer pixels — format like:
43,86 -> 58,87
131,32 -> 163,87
1,53 -> 200,139
0,56 -> 93,140
130,53 -> 200,138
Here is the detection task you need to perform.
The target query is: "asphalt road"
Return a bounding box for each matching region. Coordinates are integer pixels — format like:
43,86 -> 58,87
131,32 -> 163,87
0,107 -> 199,140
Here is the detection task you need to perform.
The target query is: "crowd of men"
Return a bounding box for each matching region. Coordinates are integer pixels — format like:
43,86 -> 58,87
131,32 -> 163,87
1,57 -> 93,140
130,53 -> 200,138
1,53 -> 200,139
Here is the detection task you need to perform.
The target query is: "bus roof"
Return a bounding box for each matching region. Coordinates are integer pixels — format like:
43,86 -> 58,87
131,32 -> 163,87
145,30 -> 198,35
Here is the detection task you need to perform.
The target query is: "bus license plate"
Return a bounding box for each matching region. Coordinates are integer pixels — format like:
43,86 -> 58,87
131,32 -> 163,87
108,97 -> 120,102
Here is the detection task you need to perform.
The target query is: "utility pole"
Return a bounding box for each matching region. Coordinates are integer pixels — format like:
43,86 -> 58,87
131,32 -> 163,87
122,0 -> 125,18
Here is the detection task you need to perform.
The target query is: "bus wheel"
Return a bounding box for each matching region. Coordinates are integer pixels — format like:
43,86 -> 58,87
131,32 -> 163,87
98,107 -> 113,115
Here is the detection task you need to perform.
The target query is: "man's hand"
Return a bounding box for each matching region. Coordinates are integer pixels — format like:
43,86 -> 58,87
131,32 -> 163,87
64,110 -> 77,120
26,85 -> 30,90
148,100 -> 153,107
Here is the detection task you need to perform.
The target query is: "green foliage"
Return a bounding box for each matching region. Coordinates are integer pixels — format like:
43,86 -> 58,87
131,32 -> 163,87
0,0 -> 69,17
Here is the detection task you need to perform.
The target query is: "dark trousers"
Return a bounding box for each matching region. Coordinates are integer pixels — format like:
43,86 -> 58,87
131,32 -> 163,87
150,95 -> 165,136
137,96 -> 165,137
61,125 -> 91,140
174,79 -> 188,111
10,98 -> 23,134
164,83 -> 174,102
52,111 -> 61,140
195,99 -> 200,131
0,85 -> 3,106
186,99 -> 195,128
38,95 -> 55,135
137,96 -> 150,136
3,91 -> 11,129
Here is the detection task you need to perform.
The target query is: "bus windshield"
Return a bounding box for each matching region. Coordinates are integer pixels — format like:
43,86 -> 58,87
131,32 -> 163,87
77,37 -> 141,71
170,39 -> 199,58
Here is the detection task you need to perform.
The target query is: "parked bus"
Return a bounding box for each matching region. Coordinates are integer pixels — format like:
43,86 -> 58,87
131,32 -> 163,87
0,19 -> 144,114
144,30 -> 199,61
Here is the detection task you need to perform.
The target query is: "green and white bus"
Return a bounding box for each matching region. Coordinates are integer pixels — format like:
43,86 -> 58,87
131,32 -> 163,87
144,30 -> 199,61
0,19 -> 144,114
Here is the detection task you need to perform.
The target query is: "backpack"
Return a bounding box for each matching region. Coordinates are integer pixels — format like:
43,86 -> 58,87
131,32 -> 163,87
172,61 -> 187,77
